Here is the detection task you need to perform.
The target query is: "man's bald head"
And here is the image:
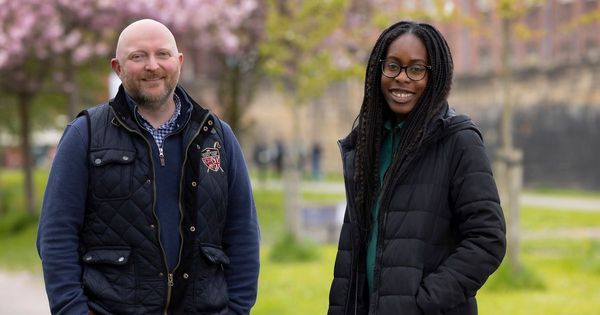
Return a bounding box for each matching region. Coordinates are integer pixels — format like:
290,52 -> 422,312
111,18 -> 183,111
115,19 -> 179,62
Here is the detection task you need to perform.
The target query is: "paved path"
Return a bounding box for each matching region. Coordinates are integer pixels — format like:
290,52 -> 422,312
0,270 -> 49,315
520,193 -> 600,212
3,185 -> 600,315
254,179 -> 600,212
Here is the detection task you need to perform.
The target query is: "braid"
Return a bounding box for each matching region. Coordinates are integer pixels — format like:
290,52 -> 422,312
353,21 -> 453,245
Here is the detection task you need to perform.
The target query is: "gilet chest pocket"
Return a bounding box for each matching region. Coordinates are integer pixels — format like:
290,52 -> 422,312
90,149 -> 136,200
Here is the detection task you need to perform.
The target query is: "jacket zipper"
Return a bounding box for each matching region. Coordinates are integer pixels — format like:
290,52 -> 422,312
159,146 -> 166,166
372,142 -> 430,312
111,107 -> 191,315
163,110 -> 206,314
162,112 -> 208,315
164,273 -> 174,315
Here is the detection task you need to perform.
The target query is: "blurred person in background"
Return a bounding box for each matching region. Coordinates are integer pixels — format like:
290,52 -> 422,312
311,142 -> 323,181
37,19 -> 259,315
328,21 -> 506,315
253,139 -> 270,184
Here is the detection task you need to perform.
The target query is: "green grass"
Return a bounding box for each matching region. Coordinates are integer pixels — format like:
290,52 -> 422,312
522,206 -> 600,230
0,223 -> 41,272
479,239 -> 600,315
0,168 -> 48,217
3,168 -> 600,314
0,168 -> 47,271
254,189 -> 286,242
254,245 -> 336,315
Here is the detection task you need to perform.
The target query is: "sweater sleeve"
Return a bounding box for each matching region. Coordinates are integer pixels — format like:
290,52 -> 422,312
219,121 -> 260,315
37,117 -> 90,315
416,128 -> 507,314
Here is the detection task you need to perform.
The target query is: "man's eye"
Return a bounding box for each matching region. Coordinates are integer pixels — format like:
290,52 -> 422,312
157,52 -> 171,58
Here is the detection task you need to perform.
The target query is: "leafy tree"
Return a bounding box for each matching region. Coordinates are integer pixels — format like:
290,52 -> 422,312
259,0 -> 358,238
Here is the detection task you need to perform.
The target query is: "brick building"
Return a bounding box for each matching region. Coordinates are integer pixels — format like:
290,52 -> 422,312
399,0 -> 600,75
185,0 -> 600,189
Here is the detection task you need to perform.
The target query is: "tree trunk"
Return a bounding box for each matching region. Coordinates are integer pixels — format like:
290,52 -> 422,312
218,58 -> 242,136
65,60 -> 80,119
499,15 -> 523,270
284,103 -> 303,238
17,93 -> 36,215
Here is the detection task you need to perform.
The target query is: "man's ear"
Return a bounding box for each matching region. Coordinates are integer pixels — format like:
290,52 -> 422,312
111,58 -> 121,75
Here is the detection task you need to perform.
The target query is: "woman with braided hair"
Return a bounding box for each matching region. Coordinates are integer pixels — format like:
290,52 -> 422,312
328,21 -> 506,315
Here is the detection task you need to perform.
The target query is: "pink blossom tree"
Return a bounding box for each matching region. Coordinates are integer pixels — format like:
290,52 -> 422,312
0,0 -> 121,215
0,0 -> 262,215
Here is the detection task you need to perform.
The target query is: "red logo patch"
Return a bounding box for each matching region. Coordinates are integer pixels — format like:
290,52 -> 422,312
201,142 -> 223,172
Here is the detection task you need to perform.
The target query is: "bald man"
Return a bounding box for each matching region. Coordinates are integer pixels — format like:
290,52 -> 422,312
37,19 -> 260,315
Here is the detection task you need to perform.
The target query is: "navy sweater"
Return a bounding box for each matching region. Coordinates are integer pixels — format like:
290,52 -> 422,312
37,91 -> 260,315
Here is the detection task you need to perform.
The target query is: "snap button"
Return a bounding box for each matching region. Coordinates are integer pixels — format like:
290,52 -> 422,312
117,257 -> 125,263
94,158 -> 102,165
146,179 -> 151,184
207,120 -> 213,126
150,224 -> 155,229
183,273 -> 189,279
191,181 -> 197,187
85,256 -> 92,261
159,272 -> 164,277
190,226 -> 196,232
122,156 -> 129,161
196,144 -> 201,150
202,126 -> 209,132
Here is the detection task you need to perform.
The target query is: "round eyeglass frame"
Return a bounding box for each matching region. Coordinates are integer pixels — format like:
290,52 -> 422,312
379,59 -> 432,81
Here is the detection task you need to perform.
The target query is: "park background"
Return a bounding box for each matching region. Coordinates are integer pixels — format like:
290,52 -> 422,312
1,0 -> 600,314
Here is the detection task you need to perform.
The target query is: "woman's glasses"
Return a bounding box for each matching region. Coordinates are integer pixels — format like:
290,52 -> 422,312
380,59 -> 431,81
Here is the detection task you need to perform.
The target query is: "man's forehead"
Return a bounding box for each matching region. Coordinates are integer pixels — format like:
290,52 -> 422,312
116,19 -> 178,57
122,37 -> 177,52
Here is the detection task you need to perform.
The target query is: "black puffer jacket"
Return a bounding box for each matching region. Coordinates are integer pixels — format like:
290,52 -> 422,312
329,105 -> 506,315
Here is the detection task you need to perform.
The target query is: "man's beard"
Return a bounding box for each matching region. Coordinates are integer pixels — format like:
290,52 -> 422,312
122,69 -> 180,110
129,82 -> 177,110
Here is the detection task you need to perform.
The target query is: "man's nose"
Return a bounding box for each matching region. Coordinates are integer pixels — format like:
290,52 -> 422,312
145,56 -> 159,71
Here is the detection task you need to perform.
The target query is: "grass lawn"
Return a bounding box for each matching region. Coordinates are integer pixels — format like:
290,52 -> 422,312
2,169 -> 600,314
479,239 -> 600,315
521,206 -> 600,230
254,245 -> 337,315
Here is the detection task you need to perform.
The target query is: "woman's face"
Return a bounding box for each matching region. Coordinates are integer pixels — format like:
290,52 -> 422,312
380,33 -> 429,121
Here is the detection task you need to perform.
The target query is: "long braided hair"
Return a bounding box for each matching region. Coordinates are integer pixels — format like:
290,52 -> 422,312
353,21 -> 454,245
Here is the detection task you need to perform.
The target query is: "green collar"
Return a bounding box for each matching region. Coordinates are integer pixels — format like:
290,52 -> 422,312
383,120 -> 405,131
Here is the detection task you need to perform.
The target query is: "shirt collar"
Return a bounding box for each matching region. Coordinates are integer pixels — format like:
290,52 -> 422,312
125,93 -> 183,131
383,119 -> 405,132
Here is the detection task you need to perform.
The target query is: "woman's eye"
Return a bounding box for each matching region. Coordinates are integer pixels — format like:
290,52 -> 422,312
409,65 -> 425,74
387,63 -> 400,71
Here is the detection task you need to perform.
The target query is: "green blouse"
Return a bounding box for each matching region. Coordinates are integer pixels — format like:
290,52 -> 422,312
366,120 -> 404,295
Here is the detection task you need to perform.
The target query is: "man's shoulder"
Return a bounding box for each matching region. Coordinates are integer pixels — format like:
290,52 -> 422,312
79,102 -> 111,117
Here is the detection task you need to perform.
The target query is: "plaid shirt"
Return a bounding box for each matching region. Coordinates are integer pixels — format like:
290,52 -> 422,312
135,94 -> 182,149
